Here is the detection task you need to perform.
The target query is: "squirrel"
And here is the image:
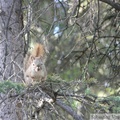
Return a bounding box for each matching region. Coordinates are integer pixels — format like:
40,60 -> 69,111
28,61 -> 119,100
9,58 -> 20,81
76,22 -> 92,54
24,43 -> 47,85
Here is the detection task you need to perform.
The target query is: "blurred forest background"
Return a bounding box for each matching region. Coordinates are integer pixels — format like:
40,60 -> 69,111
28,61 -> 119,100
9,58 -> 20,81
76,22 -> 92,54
0,0 -> 120,120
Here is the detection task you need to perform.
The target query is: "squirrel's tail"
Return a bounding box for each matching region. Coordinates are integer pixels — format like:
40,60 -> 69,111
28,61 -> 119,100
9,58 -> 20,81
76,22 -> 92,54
31,43 -> 45,57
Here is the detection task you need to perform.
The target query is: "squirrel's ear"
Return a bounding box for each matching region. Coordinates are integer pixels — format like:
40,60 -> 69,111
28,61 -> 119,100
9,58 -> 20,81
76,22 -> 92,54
31,56 -> 35,61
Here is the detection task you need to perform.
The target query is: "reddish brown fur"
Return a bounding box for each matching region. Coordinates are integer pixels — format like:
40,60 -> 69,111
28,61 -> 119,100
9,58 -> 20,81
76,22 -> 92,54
31,43 -> 44,57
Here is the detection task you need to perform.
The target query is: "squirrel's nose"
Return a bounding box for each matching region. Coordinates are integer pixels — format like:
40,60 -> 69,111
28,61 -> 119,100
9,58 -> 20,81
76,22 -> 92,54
37,65 -> 41,71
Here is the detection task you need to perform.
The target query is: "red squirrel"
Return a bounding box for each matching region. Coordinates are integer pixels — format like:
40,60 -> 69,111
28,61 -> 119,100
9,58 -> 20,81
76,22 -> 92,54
24,43 -> 47,85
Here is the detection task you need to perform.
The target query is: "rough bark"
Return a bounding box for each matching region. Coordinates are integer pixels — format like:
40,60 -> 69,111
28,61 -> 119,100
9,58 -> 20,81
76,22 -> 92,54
0,0 -> 24,119
0,0 -> 24,82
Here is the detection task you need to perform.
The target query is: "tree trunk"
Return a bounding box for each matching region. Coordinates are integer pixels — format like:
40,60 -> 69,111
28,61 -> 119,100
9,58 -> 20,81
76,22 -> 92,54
0,0 -> 24,82
0,0 -> 24,119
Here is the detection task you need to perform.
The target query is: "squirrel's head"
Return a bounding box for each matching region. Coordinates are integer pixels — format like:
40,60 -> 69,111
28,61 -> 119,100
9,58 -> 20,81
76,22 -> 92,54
31,56 -> 44,72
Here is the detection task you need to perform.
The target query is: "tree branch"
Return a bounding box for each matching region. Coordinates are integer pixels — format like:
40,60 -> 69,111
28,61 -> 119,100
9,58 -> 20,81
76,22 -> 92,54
56,100 -> 83,120
99,0 -> 120,11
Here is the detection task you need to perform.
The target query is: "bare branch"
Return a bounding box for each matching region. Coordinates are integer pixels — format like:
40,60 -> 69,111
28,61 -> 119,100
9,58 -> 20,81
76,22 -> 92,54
99,0 -> 120,11
56,100 -> 83,120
